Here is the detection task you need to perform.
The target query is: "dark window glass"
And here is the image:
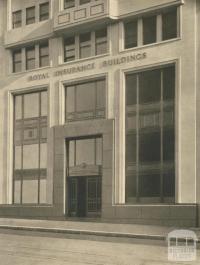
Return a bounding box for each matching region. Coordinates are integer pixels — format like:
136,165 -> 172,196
143,15 -> 157,45
12,10 -> 22,28
13,50 -> 22,73
40,2 -> 49,21
139,174 -> 160,197
26,46 -> 35,70
95,28 -> 107,55
139,69 -> 161,104
126,66 -> 175,203
126,134 -> 136,163
163,66 -> 175,100
162,9 -> 177,40
163,172 -> 175,197
80,32 -> 91,59
139,132 -> 161,162
39,42 -> 49,67
64,36 -> 75,62
80,0 -> 90,4
64,0 -> 75,9
26,6 -> 35,25
126,74 -> 137,106
124,20 -> 138,49
13,91 -> 47,204
66,79 -> 106,122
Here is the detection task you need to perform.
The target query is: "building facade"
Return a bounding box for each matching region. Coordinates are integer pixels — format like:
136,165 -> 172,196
0,0 -> 199,226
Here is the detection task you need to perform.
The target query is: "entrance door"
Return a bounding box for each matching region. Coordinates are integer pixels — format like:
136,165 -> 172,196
68,176 -> 101,217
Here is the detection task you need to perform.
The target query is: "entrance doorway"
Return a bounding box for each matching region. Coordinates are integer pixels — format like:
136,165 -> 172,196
68,176 -> 101,217
67,136 -> 102,218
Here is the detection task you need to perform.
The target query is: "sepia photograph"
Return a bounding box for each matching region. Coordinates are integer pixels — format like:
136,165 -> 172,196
0,0 -> 199,264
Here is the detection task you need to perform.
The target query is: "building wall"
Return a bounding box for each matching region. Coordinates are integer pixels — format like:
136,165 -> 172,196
0,0 -> 199,226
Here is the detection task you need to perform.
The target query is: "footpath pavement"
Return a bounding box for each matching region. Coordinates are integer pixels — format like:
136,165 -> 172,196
0,218 -> 199,242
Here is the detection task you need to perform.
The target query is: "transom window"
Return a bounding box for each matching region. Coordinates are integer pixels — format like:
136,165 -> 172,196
65,79 -> 106,122
64,27 -> 108,62
125,65 -> 175,203
124,7 -> 178,49
13,90 -> 48,204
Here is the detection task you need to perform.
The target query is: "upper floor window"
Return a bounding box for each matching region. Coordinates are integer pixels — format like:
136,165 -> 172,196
26,46 -> 35,70
65,79 -> 106,122
13,50 -> 22,73
39,42 -> 49,67
64,0 -> 75,9
12,10 -> 22,29
39,2 -> 49,21
12,41 -> 49,73
64,0 -> 91,9
124,7 -> 179,49
64,27 -> 108,62
26,6 -> 35,25
162,9 -> 177,40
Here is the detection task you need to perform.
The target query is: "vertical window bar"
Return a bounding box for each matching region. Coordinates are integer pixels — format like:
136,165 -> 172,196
160,70 -> 164,203
20,95 -> 24,204
38,92 -> 41,204
136,74 -> 140,202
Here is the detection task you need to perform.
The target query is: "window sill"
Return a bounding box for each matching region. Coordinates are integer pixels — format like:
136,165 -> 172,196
10,65 -> 51,76
119,37 -> 181,54
59,53 -> 110,67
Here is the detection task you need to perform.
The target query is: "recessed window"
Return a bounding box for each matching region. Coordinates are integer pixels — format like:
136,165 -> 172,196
39,2 -> 49,21
162,9 -> 177,40
64,0 -> 75,9
13,91 -> 48,204
95,28 -> 107,55
125,65 -> 175,203
80,32 -> 91,59
13,50 -> 22,73
124,20 -> 138,49
63,27 -> 108,62
26,6 -> 35,25
80,0 -> 90,4
124,7 -> 178,49
64,37 -> 75,62
143,15 -> 157,45
12,10 -> 22,28
65,79 -> 106,122
39,42 -> 49,67
26,46 -> 35,70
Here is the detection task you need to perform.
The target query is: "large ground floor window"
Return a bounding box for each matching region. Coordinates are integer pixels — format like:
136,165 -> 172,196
125,65 -> 175,203
13,90 -> 47,204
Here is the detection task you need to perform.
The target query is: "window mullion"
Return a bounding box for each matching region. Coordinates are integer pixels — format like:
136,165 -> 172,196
21,95 -> 24,204
160,70 -> 164,203
138,18 -> 143,46
91,31 -> 95,56
157,14 -> 162,43
75,35 -> 80,60
136,74 -> 140,202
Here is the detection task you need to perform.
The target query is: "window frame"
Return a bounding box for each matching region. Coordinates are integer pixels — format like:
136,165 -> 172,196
65,78 -> 106,122
12,10 -> 22,29
13,89 -> 48,205
39,42 -> 50,68
26,6 -> 36,25
13,49 -> 22,73
123,6 -> 179,50
125,64 -> 176,204
26,46 -> 36,70
39,2 -> 50,22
